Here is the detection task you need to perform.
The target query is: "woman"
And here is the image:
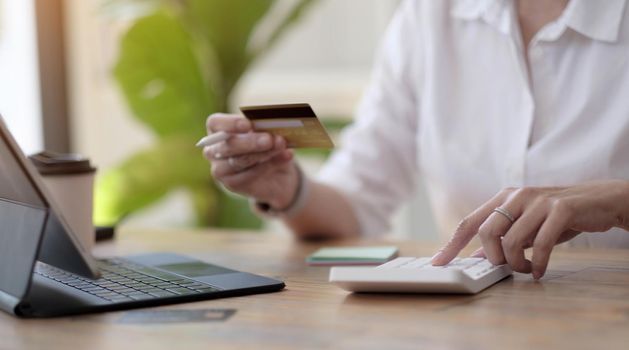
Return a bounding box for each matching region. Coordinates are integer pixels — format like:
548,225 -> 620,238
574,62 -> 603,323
202,0 -> 629,279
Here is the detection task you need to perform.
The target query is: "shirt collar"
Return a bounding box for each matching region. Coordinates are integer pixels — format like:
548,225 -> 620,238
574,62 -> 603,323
562,0 -> 627,42
450,0 -> 513,35
451,0 -> 628,43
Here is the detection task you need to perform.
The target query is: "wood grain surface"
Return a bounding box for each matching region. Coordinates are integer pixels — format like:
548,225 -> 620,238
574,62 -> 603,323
2,227 -> 629,350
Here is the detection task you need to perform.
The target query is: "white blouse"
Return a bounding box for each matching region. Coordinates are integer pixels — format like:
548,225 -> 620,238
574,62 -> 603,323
318,0 -> 629,248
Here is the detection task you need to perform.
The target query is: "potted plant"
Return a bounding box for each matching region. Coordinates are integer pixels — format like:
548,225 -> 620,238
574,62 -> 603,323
95,0 -> 318,229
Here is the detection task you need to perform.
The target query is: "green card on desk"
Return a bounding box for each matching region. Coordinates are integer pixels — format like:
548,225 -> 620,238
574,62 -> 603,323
306,246 -> 399,266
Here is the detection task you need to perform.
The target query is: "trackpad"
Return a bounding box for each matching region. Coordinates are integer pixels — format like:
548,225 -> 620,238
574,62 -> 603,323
156,262 -> 235,278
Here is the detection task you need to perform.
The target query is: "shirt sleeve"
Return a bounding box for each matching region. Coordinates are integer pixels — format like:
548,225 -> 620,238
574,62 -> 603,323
317,0 -> 422,237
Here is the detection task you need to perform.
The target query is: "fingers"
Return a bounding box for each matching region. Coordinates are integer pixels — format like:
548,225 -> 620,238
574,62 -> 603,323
435,185 -> 583,278
219,153 -> 293,194
469,247 -> 486,258
210,134 -> 290,179
211,148 -> 284,178
432,189 -> 513,265
531,208 -> 570,279
479,188 -> 549,266
500,203 -> 547,273
205,132 -> 278,160
556,229 -> 580,245
477,210 -> 513,266
206,113 -> 251,134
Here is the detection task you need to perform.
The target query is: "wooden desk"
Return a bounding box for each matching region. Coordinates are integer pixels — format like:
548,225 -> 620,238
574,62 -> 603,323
2,228 -> 629,350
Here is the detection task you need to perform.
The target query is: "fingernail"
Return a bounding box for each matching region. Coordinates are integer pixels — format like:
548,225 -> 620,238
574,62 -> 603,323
431,251 -> 444,263
470,250 -> 484,258
532,270 -> 542,280
257,134 -> 271,147
237,119 -> 249,132
276,135 -> 285,148
282,150 -> 293,161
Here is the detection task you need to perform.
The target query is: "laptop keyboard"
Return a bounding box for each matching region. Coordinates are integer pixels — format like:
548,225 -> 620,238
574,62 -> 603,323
34,258 -> 221,303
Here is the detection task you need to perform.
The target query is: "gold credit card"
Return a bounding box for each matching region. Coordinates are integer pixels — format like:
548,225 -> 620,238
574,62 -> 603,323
240,103 -> 334,149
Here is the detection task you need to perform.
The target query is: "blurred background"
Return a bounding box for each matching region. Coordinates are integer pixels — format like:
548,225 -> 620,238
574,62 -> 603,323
0,0 -> 437,240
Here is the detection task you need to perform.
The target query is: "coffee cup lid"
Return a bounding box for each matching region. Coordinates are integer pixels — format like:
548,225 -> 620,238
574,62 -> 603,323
29,151 -> 96,175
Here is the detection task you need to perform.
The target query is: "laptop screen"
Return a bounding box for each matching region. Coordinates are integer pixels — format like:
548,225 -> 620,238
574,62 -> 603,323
0,117 -> 98,300
0,128 -> 47,209
0,119 -> 49,299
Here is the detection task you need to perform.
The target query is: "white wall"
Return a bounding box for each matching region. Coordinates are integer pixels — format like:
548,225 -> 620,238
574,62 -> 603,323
0,0 -> 43,154
235,0 -> 400,117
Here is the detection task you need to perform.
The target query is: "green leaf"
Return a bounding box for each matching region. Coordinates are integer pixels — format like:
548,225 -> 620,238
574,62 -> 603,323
187,182 -> 220,227
253,0 -> 318,58
102,0 -> 318,230
113,10 -> 214,138
321,117 -> 351,131
94,136 -> 263,229
214,189 -> 263,229
94,137 -> 214,226
182,0 -> 274,97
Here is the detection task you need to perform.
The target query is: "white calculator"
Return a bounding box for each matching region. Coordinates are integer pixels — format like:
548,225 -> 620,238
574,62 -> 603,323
329,257 -> 512,294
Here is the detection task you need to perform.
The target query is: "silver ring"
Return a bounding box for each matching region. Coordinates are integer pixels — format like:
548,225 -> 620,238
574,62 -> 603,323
493,207 -> 515,223
227,156 -> 250,172
227,157 -> 237,169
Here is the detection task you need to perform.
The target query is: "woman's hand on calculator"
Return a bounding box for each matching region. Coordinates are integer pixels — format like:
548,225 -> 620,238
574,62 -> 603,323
431,181 -> 629,279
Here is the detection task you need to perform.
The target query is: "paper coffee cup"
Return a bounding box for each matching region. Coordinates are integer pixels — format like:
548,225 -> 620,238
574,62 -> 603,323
30,151 -> 97,252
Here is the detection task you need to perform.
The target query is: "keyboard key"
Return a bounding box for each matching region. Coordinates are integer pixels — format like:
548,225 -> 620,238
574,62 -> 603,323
166,279 -> 188,285
129,294 -> 155,301
92,290 -> 117,296
376,257 -> 416,269
122,282 -> 146,288
134,285 -> 157,291
96,292 -> 121,298
140,278 -> 163,284
93,280 -> 112,285
147,290 -> 177,297
400,257 -> 431,269
176,281 -> 196,286
106,278 -> 126,283
59,277 -> 81,284
35,259 -> 222,302
183,282 -> 214,289
129,268 -> 181,281
108,285 -> 129,291
449,257 -> 483,269
464,261 -> 498,279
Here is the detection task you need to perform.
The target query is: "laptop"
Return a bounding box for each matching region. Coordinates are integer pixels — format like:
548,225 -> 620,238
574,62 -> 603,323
0,116 -> 285,317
